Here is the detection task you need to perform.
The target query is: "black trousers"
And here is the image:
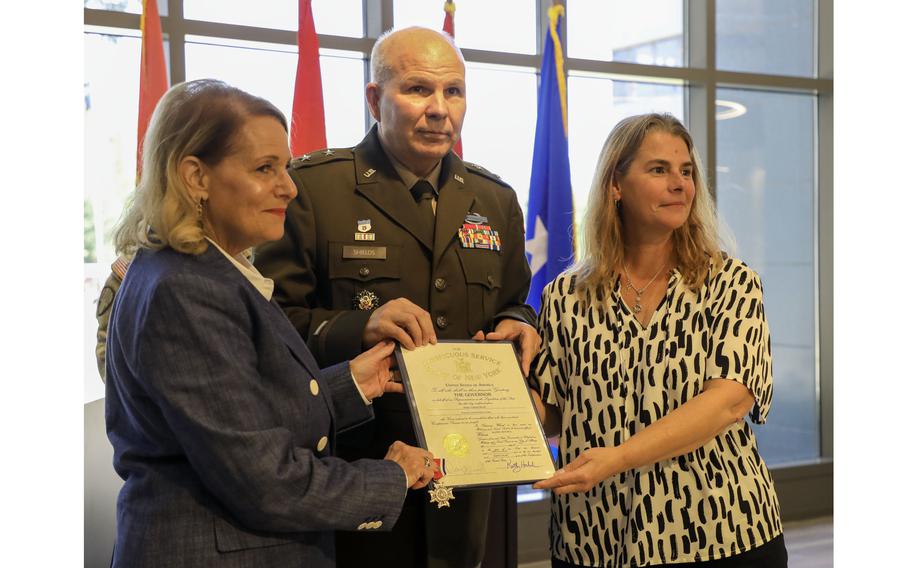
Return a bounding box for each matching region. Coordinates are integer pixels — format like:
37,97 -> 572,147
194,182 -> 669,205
551,533 -> 787,568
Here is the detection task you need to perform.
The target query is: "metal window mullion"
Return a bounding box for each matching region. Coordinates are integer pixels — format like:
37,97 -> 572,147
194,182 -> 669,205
165,0 -> 185,84
685,0 -> 716,200
83,8 -> 139,30
362,0 -> 394,133
816,0 -> 833,461
536,0 -> 549,57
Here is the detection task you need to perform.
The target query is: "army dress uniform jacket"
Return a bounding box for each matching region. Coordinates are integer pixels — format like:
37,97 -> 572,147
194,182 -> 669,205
256,126 -> 535,365
255,126 -> 536,567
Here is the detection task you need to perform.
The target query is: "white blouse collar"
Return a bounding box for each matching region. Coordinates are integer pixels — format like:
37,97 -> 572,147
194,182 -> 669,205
205,238 -> 274,301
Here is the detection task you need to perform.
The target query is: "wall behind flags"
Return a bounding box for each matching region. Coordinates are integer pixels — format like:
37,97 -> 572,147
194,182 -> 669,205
83,0 -> 832,563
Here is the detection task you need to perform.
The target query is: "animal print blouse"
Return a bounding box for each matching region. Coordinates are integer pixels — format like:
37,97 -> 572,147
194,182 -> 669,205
533,257 -> 782,567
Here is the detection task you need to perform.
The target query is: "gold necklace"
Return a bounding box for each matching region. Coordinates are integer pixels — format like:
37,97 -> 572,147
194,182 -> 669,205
622,262 -> 665,314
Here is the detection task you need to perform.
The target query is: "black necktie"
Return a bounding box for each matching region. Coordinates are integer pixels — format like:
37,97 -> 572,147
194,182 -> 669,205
410,179 -> 436,239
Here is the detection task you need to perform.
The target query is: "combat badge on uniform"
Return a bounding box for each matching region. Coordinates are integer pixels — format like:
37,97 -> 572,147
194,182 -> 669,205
355,219 -> 375,241
353,290 -> 380,310
458,212 -> 501,251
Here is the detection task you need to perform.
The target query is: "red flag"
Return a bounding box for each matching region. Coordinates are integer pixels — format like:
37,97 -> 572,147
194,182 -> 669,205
137,0 -> 168,177
442,0 -> 463,157
290,0 -> 327,155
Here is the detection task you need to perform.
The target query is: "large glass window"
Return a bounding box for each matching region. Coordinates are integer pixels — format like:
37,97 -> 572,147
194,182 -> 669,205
184,0 -> 364,37
184,37 -> 366,148
84,29 -> 144,402
567,0 -> 684,67
394,0 -> 536,54
84,0 -> 146,15
716,0 -> 816,77
461,63 -> 538,207
716,88 -> 818,464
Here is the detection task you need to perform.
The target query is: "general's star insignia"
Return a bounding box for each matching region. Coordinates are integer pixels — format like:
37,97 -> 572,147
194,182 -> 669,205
324,149 -> 335,156
428,479 -> 454,508
302,154 -> 311,161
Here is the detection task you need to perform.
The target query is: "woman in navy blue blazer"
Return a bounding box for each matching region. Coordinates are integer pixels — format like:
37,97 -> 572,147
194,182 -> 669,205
105,79 -> 437,567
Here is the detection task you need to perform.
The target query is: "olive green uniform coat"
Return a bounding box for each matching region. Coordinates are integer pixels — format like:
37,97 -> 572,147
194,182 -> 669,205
255,126 -> 535,568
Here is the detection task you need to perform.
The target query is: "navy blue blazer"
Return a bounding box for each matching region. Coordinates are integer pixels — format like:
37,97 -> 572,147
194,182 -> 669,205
105,246 -> 406,567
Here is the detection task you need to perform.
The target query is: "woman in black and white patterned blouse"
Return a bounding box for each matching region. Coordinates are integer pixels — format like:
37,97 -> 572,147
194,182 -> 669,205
530,113 -> 786,567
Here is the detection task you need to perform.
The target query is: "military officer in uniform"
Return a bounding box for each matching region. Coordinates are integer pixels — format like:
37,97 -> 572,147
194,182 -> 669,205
255,27 -> 540,568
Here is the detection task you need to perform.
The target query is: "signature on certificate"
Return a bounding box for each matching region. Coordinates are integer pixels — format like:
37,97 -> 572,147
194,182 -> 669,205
507,459 -> 540,473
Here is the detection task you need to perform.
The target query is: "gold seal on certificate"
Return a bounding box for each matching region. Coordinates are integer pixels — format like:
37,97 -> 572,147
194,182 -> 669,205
396,341 -> 556,499
443,433 -> 470,457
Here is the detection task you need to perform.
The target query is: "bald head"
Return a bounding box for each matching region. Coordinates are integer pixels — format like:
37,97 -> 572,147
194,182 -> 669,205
364,26 -> 467,178
370,27 -> 465,86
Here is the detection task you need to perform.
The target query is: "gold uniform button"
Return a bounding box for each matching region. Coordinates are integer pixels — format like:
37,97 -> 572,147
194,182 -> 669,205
309,379 -> 319,396
435,315 -> 448,329
434,278 -> 447,291
317,436 -> 328,452
359,266 -> 371,277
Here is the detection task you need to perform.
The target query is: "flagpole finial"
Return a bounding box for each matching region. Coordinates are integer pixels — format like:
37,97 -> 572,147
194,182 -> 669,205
548,4 -> 565,20
445,1 -> 456,14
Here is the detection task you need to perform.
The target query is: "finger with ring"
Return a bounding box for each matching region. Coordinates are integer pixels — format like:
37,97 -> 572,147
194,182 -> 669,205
423,456 -> 432,468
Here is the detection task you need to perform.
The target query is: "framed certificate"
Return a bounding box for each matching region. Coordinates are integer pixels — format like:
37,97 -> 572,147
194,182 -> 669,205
396,340 -> 556,490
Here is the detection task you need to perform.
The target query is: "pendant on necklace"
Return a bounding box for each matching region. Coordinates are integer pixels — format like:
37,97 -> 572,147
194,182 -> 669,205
632,294 -> 643,313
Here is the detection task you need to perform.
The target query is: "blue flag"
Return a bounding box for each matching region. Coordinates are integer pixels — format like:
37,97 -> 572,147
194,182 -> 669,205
525,5 -> 574,312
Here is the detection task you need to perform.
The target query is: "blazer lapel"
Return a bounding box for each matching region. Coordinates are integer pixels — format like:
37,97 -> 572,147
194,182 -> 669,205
353,126 -> 434,251
433,154 -> 476,268
267,301 -> 322,378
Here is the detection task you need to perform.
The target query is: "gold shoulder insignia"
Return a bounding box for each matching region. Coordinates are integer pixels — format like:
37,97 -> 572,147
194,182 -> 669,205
290,148 -> 354,169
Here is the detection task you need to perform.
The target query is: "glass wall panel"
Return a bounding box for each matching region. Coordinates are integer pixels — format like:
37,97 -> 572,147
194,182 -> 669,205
715,88 -> 818,465
184,0 -> 364,37
394,0 -> 536,54
568,0 -> 684,67
716,0 -> 815,77
185,37 -> 367,148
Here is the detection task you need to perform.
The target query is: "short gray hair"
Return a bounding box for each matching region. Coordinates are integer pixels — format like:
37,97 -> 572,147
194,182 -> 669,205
369,26 -> 464,85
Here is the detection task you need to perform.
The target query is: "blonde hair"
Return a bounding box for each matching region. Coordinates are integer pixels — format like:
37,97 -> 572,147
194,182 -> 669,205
113,79 -> 287,257
570,113 -> 726,306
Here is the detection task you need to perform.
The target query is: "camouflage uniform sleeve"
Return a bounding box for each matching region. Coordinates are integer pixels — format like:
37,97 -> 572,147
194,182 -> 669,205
95,267 -> 125,382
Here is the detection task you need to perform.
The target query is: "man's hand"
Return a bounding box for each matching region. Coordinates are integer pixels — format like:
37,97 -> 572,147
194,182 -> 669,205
350,341 -> 403,399
473,319 -> 541,376
363,298 -> 437,350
